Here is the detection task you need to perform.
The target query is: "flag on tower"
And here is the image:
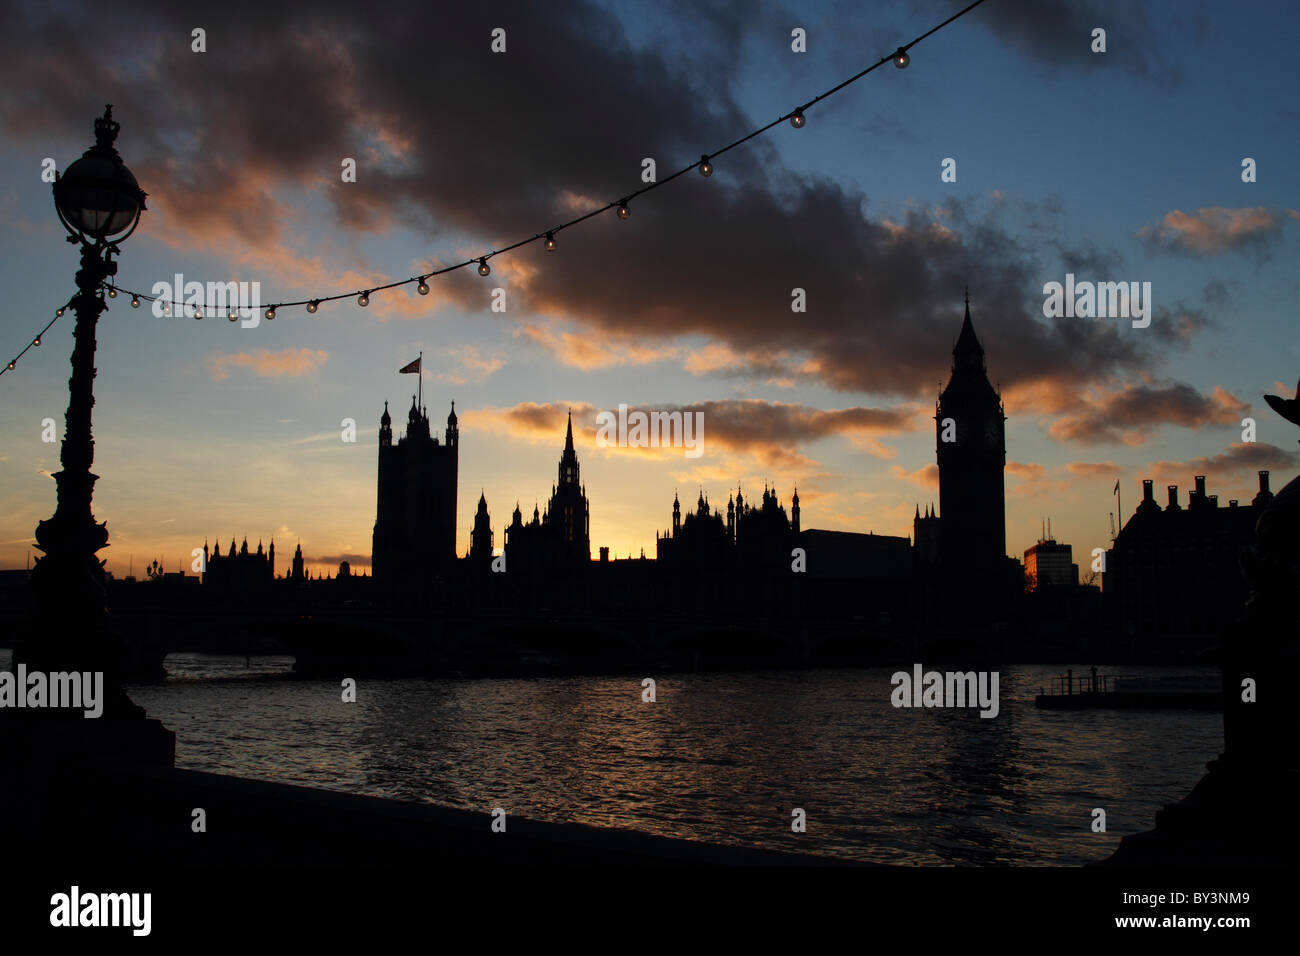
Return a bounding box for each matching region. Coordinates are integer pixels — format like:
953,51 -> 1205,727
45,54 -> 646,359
399,357 -> 421,374
1113,479 -> 1120,495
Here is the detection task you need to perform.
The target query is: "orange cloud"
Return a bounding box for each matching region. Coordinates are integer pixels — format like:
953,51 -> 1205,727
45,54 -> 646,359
515,324 -> 679,370
207,348 -> 329,381
1067,461 -> 1120,477
891,463 -> 939,489
1007,461 -> 1046,479
462,402 -> 599,444
435,347 -> 505,385
1137,206 -> 1299,258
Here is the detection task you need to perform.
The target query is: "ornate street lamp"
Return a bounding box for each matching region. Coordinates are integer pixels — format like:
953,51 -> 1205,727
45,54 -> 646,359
23,105 -> 157,728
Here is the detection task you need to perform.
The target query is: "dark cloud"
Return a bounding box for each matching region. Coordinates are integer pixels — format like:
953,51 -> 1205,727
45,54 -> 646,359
924,0 -> 1189,85
1147,302 -> 1215,349
0,1 -> 1209,408
1048,381 -> 1248,445
311,553 -> 371,568
1201,278 -> 1233,308
1146,442 -> 1299,490
1049,237 -> 1124,275
470,398 -> 919,470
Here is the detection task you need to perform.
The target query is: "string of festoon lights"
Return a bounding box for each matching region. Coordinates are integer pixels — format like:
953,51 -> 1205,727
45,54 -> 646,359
2,0 -> 988,377
2,295 -> 78,375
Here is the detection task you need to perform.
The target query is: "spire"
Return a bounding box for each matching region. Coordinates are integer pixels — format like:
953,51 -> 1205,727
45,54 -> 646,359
557,410 -> 580,486
381,400 -> 391,427
953,291 -> 985,371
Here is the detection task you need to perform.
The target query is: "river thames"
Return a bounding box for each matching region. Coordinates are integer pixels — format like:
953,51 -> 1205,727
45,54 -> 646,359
31,653 -> 1215,866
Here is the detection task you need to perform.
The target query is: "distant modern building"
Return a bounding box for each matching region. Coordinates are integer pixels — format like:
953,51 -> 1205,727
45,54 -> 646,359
372,397 -> 458,587
1024,537 -> 1076,591
1105,472 -> 1271,650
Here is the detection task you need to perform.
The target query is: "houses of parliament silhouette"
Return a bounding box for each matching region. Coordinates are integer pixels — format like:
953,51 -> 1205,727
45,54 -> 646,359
98,294 -> 1267,660
356,295 -> 1019,632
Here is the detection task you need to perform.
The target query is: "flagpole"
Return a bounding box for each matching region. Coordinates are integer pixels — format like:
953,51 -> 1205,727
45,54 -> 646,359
418,350 -> 422,413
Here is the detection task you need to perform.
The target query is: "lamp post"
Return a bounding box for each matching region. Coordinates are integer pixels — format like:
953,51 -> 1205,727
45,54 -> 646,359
23,105 -> 150,723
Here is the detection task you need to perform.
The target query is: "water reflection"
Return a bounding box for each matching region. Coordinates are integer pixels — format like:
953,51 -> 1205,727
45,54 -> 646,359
112,655 -> 1223,865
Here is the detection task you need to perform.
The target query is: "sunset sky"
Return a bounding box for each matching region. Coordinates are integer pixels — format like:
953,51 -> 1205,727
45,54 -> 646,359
1,0 -> 1297,578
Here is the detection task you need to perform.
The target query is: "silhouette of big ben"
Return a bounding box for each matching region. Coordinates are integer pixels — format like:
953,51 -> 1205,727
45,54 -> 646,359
935,292 -> 1007,620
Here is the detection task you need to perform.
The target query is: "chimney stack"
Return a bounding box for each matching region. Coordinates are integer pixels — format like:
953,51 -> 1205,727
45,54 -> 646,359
1167,485 -> 1180,509
1194,475 -> 1207,498
1260,470 -> 1271,495
1142,479 -> 1154,502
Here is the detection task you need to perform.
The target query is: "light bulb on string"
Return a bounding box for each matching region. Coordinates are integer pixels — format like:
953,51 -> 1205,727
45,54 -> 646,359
227,309 -> 238,322
6,361 -> 14,371
56,307 -> 65,317
34,0 -> 988,368
33,336 -> 41,347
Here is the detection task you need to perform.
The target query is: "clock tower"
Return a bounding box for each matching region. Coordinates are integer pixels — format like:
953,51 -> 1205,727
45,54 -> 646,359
935,292 -> 1007,617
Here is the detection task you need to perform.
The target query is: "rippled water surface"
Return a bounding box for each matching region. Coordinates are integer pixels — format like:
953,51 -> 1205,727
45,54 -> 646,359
4,650 -> 1222,864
